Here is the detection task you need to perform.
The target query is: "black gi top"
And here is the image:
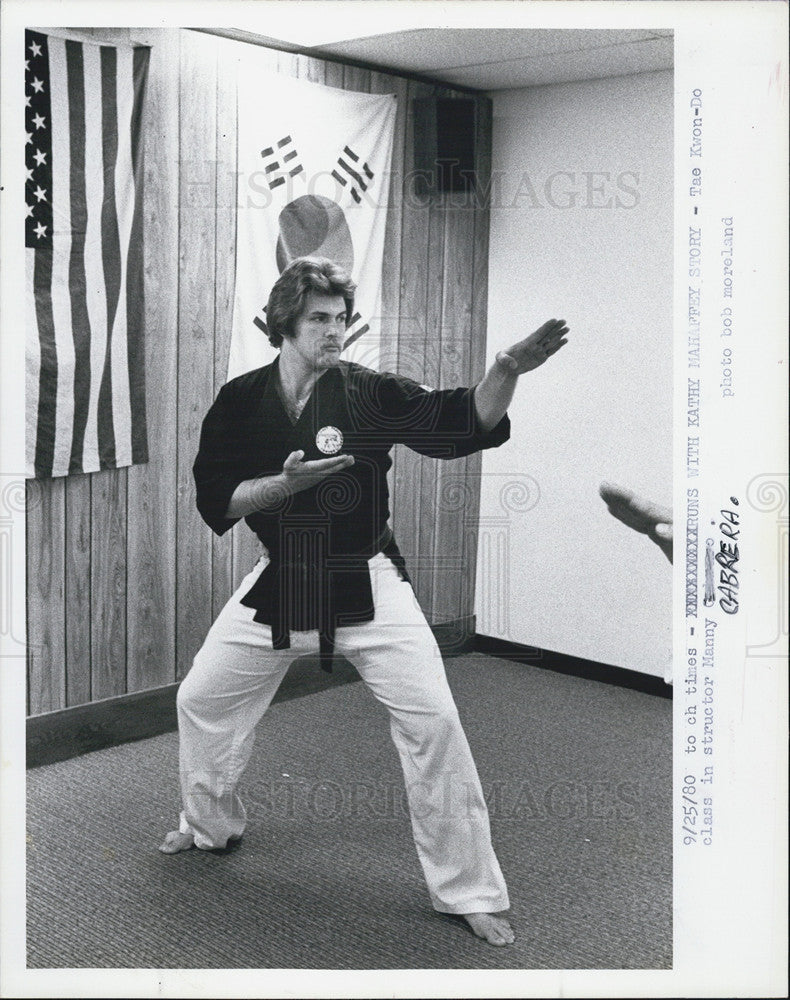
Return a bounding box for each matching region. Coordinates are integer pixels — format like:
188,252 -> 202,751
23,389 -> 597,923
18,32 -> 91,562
193,358 -> 510,669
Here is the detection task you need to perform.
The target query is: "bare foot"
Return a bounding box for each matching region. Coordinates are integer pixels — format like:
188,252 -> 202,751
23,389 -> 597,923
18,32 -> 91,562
599,481 -> 674,562
158,830 -> 194,854
462,912 -> 515,946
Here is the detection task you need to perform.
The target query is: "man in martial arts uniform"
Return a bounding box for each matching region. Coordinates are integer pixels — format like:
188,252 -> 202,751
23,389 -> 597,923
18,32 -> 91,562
160,257 -> 569,947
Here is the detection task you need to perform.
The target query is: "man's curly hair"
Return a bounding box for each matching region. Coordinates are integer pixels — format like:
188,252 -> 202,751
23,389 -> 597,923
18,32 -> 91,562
265,257 -> 356,349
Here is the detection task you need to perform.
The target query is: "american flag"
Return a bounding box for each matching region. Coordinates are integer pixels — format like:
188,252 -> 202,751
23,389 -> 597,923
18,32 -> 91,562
25,30 -> 150,479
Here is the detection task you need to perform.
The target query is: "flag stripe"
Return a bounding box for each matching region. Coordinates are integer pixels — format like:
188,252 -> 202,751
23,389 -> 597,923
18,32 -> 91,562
127,45 -> 149,464
48,37 -> 76,476
65,39 -> 92,474
270,176 -> 285,189
343,145 -> 359,162
108,46 -> 136,467
331,169 -> 346,187
288,165 -> 303,177
81,42 -> 111,474
33,247 -> 57,478
98,44 -> 120,469
26,251 -> 41,476
276,135 -> 292,148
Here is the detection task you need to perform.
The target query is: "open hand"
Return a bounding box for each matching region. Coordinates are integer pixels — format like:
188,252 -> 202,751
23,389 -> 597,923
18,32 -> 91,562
496,319 -> 569,374
599,481 -> 673,562
281,449 -> 354,494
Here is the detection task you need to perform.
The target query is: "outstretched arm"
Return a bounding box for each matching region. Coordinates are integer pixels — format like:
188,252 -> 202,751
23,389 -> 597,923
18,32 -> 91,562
599,481 -> 674,562
474,318 -> 569,432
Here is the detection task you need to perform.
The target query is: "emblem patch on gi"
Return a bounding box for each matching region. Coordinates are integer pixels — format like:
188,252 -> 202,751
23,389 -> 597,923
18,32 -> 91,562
316,426 -> 343,455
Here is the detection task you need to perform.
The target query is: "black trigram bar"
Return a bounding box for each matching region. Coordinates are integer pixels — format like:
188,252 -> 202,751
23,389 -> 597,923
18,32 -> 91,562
334,146 -> 374,204
331,169 -> 360,203
253,304 -> 268,334
343,312 -> 369,350
261,135 -> 302,190
337,157 -> 367,191
344,145 -> 374,180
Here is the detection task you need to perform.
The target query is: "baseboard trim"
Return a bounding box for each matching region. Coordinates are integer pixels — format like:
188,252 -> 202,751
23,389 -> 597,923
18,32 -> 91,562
27,683 -> 181,769
474,634 -> 672,699
431,614 -> 477,657
27,617 -> 476,768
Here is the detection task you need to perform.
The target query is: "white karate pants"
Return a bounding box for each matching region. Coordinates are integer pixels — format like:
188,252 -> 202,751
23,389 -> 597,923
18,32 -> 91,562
175,551 -> 509,915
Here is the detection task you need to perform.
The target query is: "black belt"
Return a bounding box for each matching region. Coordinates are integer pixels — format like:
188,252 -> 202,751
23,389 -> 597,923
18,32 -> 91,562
241,526 -> 409,672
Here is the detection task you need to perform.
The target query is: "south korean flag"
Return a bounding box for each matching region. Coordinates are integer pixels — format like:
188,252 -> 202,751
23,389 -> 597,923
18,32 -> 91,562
230,60 -> 397,380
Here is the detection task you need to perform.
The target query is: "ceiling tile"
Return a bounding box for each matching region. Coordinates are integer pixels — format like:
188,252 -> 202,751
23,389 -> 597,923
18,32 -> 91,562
438,37 -> 676,90
319,28 -> 669,72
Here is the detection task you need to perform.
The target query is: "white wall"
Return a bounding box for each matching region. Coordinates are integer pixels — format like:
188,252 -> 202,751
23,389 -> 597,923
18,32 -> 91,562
476,70 -> 673,676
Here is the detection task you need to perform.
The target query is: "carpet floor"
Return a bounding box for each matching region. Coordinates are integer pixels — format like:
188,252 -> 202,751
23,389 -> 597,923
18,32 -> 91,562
26,653 -> 672,969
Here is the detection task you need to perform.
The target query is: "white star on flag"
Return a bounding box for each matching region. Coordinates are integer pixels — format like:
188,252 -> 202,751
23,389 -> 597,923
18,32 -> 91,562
26,166 -> 34,182
31,77 -> 44,93
25,94 -> 31,108
29,40 -> 42,57
33,113 -> 46,129
33,149 -> 46,166
26,203 -> 34,219
26,131 -> 33,145
34,221 -> 47,239
34,186 -> 47,202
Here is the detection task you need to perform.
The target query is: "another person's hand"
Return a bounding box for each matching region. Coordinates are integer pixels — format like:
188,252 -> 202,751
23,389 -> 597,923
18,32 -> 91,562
496,319 -> 570,375
599,481 -> 673,562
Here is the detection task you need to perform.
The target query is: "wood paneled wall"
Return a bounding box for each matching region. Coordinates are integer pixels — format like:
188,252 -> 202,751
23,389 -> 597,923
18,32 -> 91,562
26,28 -> 492,715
